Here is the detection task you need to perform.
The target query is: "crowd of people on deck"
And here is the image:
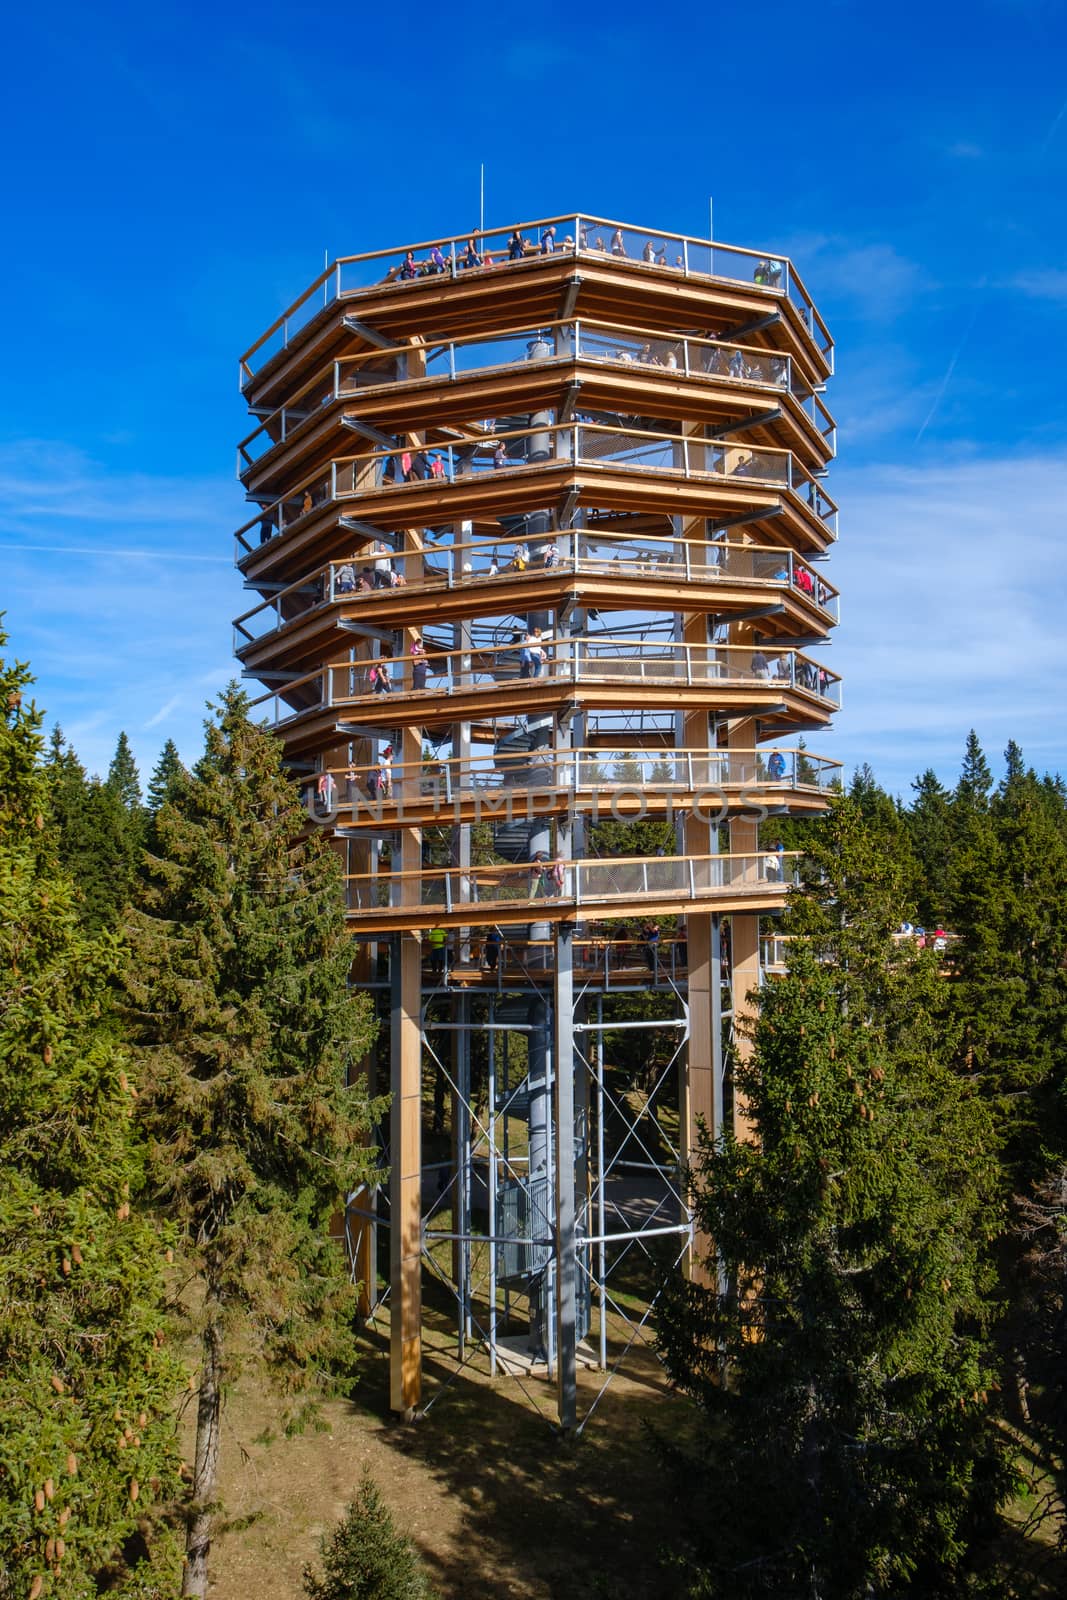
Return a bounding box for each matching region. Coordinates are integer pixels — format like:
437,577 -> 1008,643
383,226 -> 785,289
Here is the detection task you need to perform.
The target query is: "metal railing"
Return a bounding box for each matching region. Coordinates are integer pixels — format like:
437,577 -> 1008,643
232,536 -> 840,650
234,421 -> 839,559
301,746 -> 842,812
237,214 -> 833,388
343,848 -> 800,916
248,640 -> 842,727
236,317 -> 836,479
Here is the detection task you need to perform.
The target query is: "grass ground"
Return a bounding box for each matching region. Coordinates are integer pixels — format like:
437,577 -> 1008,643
196,1331 -> 692,1600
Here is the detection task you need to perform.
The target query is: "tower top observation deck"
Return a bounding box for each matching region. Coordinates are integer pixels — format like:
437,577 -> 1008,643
239,213 -> 833,393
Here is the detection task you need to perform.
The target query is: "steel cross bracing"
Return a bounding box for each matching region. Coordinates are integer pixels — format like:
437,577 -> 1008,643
343,930 -> 738,1432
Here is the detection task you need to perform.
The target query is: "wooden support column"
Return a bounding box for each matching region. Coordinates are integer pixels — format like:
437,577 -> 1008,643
348,937 -> 378,1317
681,612 -> 720,1280
389,924 -> 422,1416
727,716 -> 761,1144
389,691 -> 424,1413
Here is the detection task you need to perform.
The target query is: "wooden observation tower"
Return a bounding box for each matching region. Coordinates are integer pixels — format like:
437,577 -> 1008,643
234,215 -> 838,1427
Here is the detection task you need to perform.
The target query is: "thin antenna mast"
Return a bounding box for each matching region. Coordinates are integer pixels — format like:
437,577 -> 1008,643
480,164 -> 485,235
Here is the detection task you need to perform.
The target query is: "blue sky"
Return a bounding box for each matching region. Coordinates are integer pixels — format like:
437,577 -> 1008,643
1,0 -> 1065,798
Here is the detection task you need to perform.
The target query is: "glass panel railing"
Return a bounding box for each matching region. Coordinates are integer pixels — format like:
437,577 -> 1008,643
576,221 -> 685,270
315,747 -> 841,812
332,318 -> 794,396
233,528 -> 838,647
788,462 -> 838,534
761,934 -> 791,970
342,849 -> 798,916
233,423 -> 812,563
307,642 -> 839,714
237,377 -> 338,477
248,668 -> 326,728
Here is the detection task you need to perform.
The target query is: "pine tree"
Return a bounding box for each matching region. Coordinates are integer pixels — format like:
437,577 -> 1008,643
145,739 -> 186,815
303,1472 -> 438,1600
907,768 -> 953,927
124,687 -> 383,1599
657,798 -> 1014,1598
0,632 -> 182,1597
106,731 -> 143,813
956,729 -> 993,814
948,743 -> 1067,1183
44,729 -> 137,931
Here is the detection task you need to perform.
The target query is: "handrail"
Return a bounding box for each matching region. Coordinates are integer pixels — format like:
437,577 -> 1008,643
238,214 -> 833,386
232,537 -> 840,647
247,640 -> 842,727
233,420 -> 839,560
237,315 -> 837,480
342,847 -> 801,916
302,746 -> 842,803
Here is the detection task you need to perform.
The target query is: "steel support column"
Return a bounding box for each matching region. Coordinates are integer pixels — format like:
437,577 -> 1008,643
554,922 -> 577,1431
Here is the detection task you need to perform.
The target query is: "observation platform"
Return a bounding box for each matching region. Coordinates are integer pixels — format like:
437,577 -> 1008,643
343,848 -> 797,934
235,423 -> 838,580
302,745 -> 841,832
235,541 -> 839,672
237,318 -> 835,502
238,215 -> 833,411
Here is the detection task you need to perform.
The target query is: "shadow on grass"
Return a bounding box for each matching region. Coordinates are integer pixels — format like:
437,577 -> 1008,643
348,1315 -> 690,1600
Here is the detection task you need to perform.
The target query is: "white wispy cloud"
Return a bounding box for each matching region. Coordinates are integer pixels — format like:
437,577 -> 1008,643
144,694 -> 182,729
825,452 -> 1067,791
783,234 -> 932,320
1007,267 -> 1067,301
0,440 -> 243,780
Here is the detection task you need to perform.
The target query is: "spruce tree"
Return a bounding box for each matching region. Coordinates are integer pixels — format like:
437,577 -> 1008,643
0,632 -> 182,1597
907,768 -> 953,927
145,740 -> 186,816
948,742 -> 1067,1183
44,730 -> 136,931
657,798 -> 1014,1598
106,731 -> 143,813
955,729 -> 993,814
124,687 -> 383,1599
303,1472 -> 438,1600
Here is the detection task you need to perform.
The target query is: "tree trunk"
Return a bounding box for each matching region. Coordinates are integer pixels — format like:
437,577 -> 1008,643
182,1319 -> 223,1598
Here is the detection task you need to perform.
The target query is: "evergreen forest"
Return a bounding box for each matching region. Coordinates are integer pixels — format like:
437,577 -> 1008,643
2,622 -> 1066,1600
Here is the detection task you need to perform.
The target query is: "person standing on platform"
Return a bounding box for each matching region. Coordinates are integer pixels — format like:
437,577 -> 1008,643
378,744 -> 394,799
411,636 -> 429,691
372,540 -> 392,588
427,926 -> 447,976
484,927 -> 502,972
